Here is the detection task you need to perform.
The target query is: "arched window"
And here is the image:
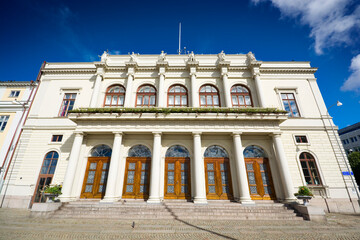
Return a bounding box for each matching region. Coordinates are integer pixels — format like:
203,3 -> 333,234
300,152 -> 322,185
168,85 -> 188,107
231,85 -> 253,107
33,151 -> 59,203
166,145 -> 190,157
91,145 -> 112,157
243,145 -> 267,158
128,145 -> 152,157
199,85 -> 220,107
136,85 -> 156,107
204,145 -> 228,158
104,85 -> 125,107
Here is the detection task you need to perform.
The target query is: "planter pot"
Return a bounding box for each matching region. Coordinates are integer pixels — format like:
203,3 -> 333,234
44,193 -> 59,203
296,195 -> 312,206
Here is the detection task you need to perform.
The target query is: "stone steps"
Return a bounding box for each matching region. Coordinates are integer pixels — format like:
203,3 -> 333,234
52,200 -> 303,221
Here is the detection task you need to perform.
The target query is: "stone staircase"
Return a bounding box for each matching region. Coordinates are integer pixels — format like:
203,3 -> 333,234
51,200 -> 303,220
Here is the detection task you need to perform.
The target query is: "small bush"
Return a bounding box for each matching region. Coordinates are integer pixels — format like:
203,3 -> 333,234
294,186 -> 313,196
44,184 -> 62,195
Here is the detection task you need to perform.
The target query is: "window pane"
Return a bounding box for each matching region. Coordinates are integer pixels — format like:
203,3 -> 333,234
239,96 -> 245,105
119,96 -> 124,106
169,96 -> 174,105
150,96 -> 156,105
213,95 -> 219,105
143,95 -> 149,105
181,96 -> 187,105
245,96 -> 251,105
283,101 -> 291,112
200,96 -> 206,105
137,96 -> 142,105
281,94 -> 287,100
175,96 -> 180,105
232,96 -> 238,105
105,96 -> 111,105
207,95 -> 212,105
112,96 -> 118,105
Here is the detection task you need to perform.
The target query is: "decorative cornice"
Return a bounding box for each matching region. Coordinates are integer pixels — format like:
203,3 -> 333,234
260,68 -> 318,73
0,81 -> 35,86
42,69 -> 96,74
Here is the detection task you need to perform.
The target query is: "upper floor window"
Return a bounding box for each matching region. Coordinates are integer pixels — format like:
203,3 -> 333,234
295,135 -> 308,144
231,85 -> 252,107
51,135 -> 63,142
0,115 -> 10,131
199,85 -> 220,107
281,93 -> 300,117
168,85 -> 188,107
300,152 -> 322,185
136,85 -> 156,107
104,85 -> 125,107
9,90 -> 20,97
59,93 -> 76,117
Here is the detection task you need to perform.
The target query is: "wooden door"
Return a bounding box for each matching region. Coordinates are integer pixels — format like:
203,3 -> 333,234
122,157 -> 151,199
164,157 -> 191,199
204,158 -> 233,200
81,157 -> 110,199
245,158 -> 276,200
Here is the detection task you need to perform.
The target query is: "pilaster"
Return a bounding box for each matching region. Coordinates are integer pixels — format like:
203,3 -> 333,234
147,132 -> 162,203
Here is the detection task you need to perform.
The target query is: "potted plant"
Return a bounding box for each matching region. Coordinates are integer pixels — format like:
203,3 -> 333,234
43,184 -> 62,202
294,186 -> 313,206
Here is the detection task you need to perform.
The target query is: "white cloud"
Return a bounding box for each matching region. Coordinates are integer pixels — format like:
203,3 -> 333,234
251,0 -> 360,54
341,54 -> 360,91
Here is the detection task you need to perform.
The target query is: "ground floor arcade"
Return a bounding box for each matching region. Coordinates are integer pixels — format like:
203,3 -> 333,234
51,131 -> 296,205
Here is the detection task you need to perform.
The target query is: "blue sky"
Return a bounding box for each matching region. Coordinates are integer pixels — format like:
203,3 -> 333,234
0,0 -> 359,128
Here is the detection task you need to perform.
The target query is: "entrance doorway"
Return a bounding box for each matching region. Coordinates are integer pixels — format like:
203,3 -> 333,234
204,146 -> 233,200
164,145 -> 191,199
122,145 -> 151,199
81,145 -> 112,199
244,145 -> 276,200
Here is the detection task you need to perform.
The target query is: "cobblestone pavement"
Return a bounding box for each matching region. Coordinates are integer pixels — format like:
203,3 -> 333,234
0,209 -> 360,240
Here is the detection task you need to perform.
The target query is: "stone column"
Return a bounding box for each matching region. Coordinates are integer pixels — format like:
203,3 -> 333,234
148,132 -> 162,203
157,73 -> 165,107
232,132 -> 254,204
193,132 -> 207,204
272,133 -> 296,201
190,73 -> 199,107
59,132 -> 84,202
254,74 -> 266,107
102,132 -> 123,202
124,73 -> 134,107
222,72 -> 231,107
89,73 -> 103,107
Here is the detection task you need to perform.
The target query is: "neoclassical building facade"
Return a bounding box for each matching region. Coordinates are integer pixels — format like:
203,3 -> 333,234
1,52 -> 358,212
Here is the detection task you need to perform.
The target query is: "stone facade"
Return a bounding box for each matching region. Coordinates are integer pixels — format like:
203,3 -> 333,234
1,52 -> 358,213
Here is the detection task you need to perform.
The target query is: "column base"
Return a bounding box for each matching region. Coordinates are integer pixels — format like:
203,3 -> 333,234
238,198 -> 255,205
283,198 -> 297,203
58,196 -> 76,202
100,196 -> 120,203
147,197 -> 161,204
194,197 -> 207,204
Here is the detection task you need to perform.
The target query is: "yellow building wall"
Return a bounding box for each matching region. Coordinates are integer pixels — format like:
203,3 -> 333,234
1,87 -> 26,101
0,113 -> 16,151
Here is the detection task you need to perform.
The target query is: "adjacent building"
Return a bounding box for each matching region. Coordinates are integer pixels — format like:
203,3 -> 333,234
339,122 -> 360,155
0,81 -> 37,200
1,52 -> 358,213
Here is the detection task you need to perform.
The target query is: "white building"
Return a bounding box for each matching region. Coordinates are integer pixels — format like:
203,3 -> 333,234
0,81 -> 37,200
1,52 -> 358,213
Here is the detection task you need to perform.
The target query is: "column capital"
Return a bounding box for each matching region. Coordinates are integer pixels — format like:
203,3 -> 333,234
73,131 -> 84,136
158,72 -> 166,77
232,132 -> 243,136
192,131 -> 202,136
112,131 -> 123,136
152,131 -> 162,136
270,132 -> 282,138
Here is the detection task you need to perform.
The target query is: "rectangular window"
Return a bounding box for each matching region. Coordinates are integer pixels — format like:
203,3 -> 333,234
0,115 -> 10,131
342,140 -> 347,145
59,93 -> 76,117
9,90 -> 20,97
354,136 -> 357,142
281,93 -> 300,117
51,135 -> 63,142
295,135 -> 308,143
350,137 -> 354,143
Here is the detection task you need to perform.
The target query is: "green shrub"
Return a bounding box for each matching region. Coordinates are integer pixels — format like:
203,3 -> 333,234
294,186 -> 313,196
44,184 -> 62,195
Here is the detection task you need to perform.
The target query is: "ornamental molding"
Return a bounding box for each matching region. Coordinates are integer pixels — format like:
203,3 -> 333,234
42,69 -> 96,74
260,68 -> 318,73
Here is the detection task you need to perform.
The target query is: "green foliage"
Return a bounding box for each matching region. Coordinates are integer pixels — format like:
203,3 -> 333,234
348,152 -> 360,186
69,107 -> 288,115
294,186 -> 313,196
44,184 -> 62,195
